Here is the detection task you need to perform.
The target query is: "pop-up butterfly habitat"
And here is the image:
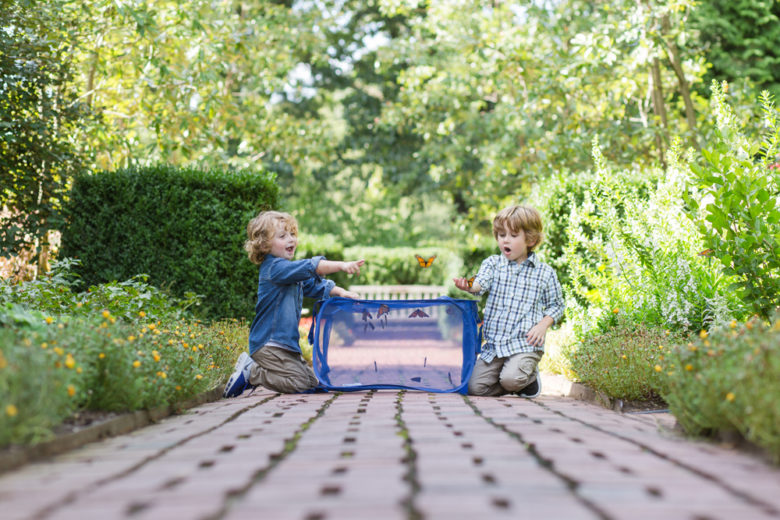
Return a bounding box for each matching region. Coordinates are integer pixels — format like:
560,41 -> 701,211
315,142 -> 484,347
309,297 -> 480,393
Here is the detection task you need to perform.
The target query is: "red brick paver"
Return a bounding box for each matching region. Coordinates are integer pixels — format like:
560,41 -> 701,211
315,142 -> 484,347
1,389 -> 779,520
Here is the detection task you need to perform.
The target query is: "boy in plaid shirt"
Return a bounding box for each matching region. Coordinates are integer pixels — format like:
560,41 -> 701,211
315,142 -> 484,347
454,205 -> 564,397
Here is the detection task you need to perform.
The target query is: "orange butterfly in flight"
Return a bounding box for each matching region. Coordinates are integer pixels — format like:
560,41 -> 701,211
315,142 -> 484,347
409,309 -> 430,318
415,255 -> 436,268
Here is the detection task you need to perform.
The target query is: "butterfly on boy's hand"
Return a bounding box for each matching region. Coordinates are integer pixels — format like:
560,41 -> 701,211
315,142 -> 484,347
408,309 -> 429,318
466,275 -> 476,288
415,254 -> 436,268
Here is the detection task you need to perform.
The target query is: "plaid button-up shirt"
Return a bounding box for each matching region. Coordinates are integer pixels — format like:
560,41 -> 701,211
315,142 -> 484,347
474,252 -> 565,362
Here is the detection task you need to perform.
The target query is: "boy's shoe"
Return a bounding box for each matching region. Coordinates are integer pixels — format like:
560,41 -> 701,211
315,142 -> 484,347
223,352 -> 256,398
517,372 -> 541,398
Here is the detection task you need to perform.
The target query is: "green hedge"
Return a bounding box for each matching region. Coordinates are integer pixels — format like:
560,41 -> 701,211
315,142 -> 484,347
60,165 -> 279,320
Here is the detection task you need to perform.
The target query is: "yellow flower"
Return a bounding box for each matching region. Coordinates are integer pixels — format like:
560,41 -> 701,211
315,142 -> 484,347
45,316 -> 54,324
688,345 -> 698,352
156,371 -> 167,379
597,264 -> 606,272
729,320 -> 738,329
76,302 -> 83,308
699,330 -> 708,339
54,347 -> 64,356
192,346 -> 198,352
67,385 -> 76,397
98,353 -> 106,359
195,374 -> 203,380
133,360 -> 141,368
654,365 -> 662,372
725,392 -> 735,402
0,352 -> 6,369
197,344 -> 204,350
102,310 -> 111,319
664,330 -> 670,336
658,345 -> 664,350
148,323 -> 156,330
621,354 -> 627,360
76,367 -> 82,374
6,404 -> 18,417
175,385 -> 182,391
138,311 -> 146,318
128,335 -> 136,342
685,364 -> 693,371
65,354 -> 76,369
612,308 -> 620,314
153,351 -> 161,362
41,342 -> 48,349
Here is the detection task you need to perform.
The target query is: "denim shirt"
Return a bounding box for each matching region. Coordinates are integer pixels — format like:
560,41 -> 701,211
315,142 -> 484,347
248,254 -> 335,355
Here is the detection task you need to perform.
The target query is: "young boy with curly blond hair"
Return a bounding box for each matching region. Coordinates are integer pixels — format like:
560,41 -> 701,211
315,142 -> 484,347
224,210 -> 364,396
454,204 -> 564,398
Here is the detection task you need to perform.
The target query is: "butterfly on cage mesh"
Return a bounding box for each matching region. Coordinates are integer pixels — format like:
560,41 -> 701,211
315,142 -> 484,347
377,304 -> 390,318
408,309 -> 429,318
415,254 -> 436,268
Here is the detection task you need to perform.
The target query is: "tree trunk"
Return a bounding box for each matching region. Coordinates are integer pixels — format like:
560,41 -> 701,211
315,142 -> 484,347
650,57 -> 669,166
661,15 -> 699,150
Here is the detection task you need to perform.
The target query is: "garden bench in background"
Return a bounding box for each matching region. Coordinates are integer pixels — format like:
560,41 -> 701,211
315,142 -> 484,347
348,284 -> 449,300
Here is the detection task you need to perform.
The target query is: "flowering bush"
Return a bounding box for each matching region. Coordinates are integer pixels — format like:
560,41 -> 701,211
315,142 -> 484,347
0,280 -> 247,448
563,139 -> 744,338
661,315 -> 780,462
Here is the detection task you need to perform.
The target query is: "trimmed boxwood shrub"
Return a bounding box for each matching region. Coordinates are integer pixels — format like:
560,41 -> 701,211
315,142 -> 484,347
60,165 -> 279,320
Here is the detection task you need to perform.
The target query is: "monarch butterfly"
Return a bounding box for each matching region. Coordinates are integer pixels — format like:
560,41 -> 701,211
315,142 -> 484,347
698,249 -> 713,256
409,309 -> 429,318
415,254 -> 436,268
466,276 -> 476,288
377,304 -> 390,318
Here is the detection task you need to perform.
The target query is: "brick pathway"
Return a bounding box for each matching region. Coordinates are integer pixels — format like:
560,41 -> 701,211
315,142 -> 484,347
2,388 -> 780,520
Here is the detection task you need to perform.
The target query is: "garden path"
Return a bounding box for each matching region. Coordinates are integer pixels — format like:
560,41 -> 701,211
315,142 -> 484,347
2,386 -> 780,520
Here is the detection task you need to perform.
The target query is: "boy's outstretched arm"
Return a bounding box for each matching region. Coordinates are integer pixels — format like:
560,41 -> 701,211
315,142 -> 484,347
316,259 -> 365,276
453,277 -> 482,294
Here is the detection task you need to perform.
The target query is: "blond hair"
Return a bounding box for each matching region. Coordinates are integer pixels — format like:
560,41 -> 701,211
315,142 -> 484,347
492,205 -> 544,252
244,211 -> 298,265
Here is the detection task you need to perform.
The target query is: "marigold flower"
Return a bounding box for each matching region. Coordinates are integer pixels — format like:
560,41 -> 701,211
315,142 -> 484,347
685,364 -> 693,371
45,316 -> 54,324
139,311 -> 146,318
6,404 -> 18,417
41,342 -> 48,349
148,323 -> 156,330
99,353 -> 106,359
654,365 -> 662,372
195,374 -> 203,380
621,354 -> 627,360
67,385 -> 76,397
725,392 -> 735,402
65,355 -> 76,369
729,320 -> 737,329
612,308 -> 619,314
699,330 -> 708,339
54,347 -> 64,356
102,310 -> 111,319
133,360 -> 141,368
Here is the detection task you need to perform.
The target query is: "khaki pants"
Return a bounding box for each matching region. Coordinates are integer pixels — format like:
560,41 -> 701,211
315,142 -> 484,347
467,351 -> 543,396
249,346 -> 319,394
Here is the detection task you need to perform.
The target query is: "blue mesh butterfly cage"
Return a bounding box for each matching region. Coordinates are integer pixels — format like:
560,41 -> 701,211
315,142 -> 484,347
309,297 -> 480,393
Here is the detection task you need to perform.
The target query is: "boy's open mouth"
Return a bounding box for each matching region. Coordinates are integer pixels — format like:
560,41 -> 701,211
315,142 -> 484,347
286,246 -> 295,254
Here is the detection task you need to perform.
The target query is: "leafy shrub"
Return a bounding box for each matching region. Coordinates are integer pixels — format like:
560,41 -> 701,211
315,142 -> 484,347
661,315 -> 780,462
0,259 -> 198,323
60,164 -> 279,320
569,315 -> 687,401
683,83 -> 780,319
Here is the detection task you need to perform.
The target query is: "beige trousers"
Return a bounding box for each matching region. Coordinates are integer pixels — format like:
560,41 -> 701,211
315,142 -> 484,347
467,351 -> 543,396
249,345 -> 319,394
